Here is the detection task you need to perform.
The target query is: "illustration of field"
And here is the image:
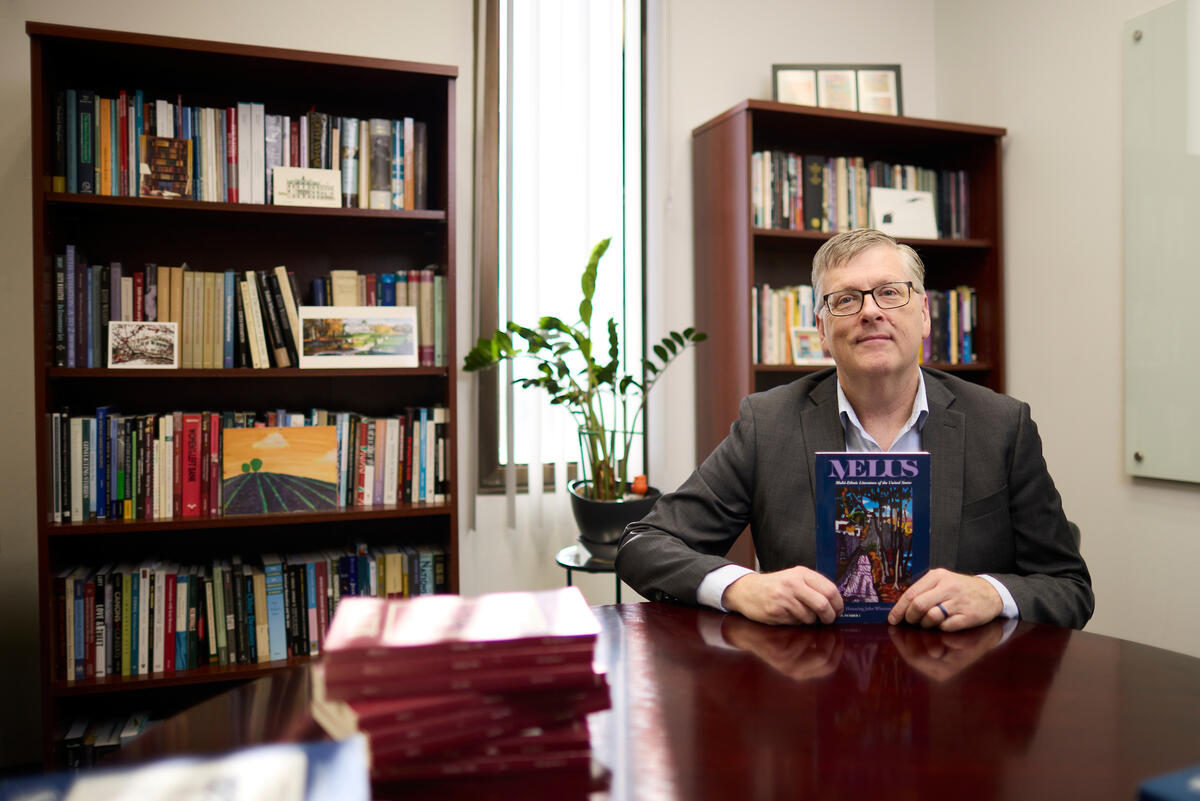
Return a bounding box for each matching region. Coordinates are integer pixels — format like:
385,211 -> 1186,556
222,426 -> 338,515
302,316 -> 415,356
833,485 -> 915,605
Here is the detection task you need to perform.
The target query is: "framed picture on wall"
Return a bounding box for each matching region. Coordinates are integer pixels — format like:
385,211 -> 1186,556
772,64 -> 903,116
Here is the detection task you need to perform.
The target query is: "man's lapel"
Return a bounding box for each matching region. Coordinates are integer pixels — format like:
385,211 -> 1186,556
922,373 -> 964,569
801,372 -> 845,497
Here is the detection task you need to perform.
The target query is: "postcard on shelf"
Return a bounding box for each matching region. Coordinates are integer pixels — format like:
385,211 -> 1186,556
869,187 -> 938,239
222,426 -> 339,515
298,305 -> 418,368
272,166 -> 342,208
139,136 -> 193,198
815,452 -> 930,623
107,321 -> 178,369
790,326 -> 833,366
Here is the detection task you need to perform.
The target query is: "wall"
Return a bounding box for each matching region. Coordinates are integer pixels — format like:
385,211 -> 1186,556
934,0 -> 1200,658
0,0 -> 475,767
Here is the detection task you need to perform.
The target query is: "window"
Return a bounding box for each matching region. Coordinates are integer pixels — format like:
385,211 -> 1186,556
477,0 -> 643,491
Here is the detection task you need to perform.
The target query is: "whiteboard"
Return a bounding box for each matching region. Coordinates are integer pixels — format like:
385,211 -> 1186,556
1124,0 -> 1200,483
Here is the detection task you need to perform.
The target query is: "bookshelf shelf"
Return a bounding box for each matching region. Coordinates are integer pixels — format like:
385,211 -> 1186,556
48,367 -> 451,379
52,656 -> 313,696
752,227 -> 992,249
45,503 -> 454,536
46,192 -> 448,221
29,21 -> 459,767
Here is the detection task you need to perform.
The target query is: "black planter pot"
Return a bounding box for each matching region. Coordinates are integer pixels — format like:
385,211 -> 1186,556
568,479 -> 661,562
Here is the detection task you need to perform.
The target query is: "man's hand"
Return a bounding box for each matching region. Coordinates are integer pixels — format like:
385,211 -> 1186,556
887,568 -> 1003,631
722,566 -> 844,625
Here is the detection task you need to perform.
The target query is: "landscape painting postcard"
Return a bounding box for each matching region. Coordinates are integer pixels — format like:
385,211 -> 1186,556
222,426 -> 339,514
108,321 -> 178,368
298,305 -> 418,368
815,452 -> 931,622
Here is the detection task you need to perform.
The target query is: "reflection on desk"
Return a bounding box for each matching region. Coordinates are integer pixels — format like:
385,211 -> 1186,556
105,603 -> 1200,801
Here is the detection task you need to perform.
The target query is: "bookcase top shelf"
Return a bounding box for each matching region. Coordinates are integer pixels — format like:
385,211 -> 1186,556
694,99 -> 1007,139
26,21 -> 458,79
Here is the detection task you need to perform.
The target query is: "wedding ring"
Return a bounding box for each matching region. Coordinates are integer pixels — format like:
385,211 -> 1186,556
937,603 -> 950,618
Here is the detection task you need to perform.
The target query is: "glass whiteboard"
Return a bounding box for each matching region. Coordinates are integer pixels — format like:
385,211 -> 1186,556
1124,0 -> 1200,483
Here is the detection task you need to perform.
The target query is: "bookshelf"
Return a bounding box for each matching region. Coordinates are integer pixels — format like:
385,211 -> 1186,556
28,22 -> 458,766
691,100 -> 1005,565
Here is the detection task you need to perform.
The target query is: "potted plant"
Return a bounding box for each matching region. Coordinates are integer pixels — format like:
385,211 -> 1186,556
463,238 -> 705,557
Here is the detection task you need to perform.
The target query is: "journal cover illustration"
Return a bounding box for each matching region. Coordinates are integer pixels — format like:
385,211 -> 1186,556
815,452 -> 931,622
222,426 -> 338,514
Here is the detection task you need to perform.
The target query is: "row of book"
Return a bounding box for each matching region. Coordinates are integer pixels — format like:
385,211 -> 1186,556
750,151 -> 972,239
751,283 -> 978,365
926,286 -> 977,365
53,252 -> 447,369
48,406 -> 449,524
56,544 -> 449,682
53,90 -> 429,209
314,588 -> 607,780
753,283 -> 824,365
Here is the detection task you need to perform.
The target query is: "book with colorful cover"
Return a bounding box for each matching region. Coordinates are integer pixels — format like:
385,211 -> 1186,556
222,426 -> 338,515
815,452 -> 931,623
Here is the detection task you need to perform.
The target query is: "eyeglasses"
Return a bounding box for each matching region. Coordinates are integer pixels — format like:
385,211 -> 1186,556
822,281 -> 914,317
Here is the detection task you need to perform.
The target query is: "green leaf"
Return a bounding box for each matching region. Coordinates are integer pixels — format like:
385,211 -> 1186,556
683,326 -> 696,338
662,337 -> 679,355
579,238 -> 611,329
653,344 -> 668,362
692,332 -> 708,342
671,331 -> 685,346
643,359 -> 659,376
608,319 -> 620,362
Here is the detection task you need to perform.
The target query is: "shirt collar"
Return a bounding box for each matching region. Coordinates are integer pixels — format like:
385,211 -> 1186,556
836,368 -> 929,450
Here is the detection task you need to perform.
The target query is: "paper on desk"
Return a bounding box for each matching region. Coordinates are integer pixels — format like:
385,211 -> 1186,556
0,737 -> 369,801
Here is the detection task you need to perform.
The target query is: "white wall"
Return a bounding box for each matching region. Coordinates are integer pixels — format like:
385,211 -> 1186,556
0,0 -> 475,767
934,0 -> 1200,659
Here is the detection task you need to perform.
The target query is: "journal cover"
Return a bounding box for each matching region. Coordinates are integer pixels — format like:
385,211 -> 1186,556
815,452 -> 931,622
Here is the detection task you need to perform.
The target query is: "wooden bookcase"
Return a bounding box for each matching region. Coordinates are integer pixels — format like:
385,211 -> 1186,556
692,100 -> 1005,565
28,23 -> 458,765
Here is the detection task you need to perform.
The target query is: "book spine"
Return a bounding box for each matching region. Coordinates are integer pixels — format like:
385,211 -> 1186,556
77,90 -> 95,194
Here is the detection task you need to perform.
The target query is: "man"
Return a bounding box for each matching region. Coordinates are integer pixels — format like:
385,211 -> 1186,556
615,229 -> 1092,631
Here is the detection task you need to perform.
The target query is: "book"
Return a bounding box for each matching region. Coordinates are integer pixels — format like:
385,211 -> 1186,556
367,118 -> 391,209
814,452 -> 931,623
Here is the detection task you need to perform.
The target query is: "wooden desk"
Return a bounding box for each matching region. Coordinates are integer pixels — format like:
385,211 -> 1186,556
114,603 -> 1200,800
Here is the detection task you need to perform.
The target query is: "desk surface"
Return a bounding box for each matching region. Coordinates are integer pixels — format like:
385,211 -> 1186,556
116,603 -> 1200,800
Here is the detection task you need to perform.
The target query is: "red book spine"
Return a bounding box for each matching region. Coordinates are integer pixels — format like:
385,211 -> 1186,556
355,418 -> 369,506
209,412 -> 221,516
226,106 -> 238,203
402,410 -> 415,504
181,414 -> 202,517
117,90 -> 128,197
84,578 -> 96,679
289,118 -> 300,166
199,414 -> 210,516
132,271 -> 144,321
315,560 -> 328,652
366,273 -> 377,306
164,572 -> 177,673
173,411 -> 183,518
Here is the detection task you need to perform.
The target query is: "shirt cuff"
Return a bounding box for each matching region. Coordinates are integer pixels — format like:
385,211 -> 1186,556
697,564 -> 756,612
979,574 -> 1019,619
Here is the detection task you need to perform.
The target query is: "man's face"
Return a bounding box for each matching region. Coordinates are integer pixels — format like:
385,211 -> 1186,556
815,244 -> 930,381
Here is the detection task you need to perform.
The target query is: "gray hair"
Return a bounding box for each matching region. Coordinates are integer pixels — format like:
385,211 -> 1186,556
811,229 -> 925,314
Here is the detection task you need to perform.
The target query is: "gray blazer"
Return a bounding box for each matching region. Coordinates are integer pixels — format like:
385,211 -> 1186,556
615,368 -> 1094,629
